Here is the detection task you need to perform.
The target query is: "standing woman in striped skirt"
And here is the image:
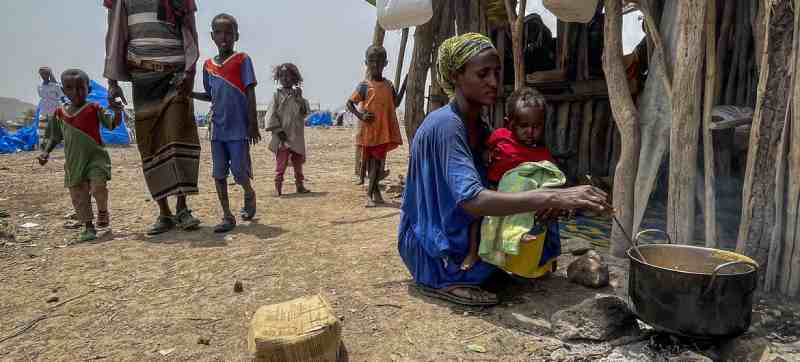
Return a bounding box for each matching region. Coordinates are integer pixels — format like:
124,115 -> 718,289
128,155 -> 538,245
103,0 -> 203,235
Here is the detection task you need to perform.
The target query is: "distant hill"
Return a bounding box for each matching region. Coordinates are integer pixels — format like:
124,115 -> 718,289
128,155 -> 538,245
0,97 -> 36,121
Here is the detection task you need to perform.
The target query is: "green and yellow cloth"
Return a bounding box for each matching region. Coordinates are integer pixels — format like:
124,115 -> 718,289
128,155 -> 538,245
437,33 -> 495,98
479,161 -> 566,267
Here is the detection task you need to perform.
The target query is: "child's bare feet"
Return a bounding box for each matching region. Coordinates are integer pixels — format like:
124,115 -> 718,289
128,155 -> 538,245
461,252 -> 480,271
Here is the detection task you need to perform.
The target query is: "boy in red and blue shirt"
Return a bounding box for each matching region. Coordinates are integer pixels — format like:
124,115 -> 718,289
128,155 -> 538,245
192,14 -> 261,233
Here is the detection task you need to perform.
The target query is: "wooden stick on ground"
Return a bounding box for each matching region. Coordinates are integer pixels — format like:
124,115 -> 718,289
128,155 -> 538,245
702,0 -> 719,248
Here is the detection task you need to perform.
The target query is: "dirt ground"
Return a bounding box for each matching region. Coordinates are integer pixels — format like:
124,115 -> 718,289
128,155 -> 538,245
1,127 -> 798,361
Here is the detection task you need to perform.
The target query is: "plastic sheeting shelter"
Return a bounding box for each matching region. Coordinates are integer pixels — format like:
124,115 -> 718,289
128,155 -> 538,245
88,80 -> 131,146
306,112 -> 333,127
0,80 -> 130,154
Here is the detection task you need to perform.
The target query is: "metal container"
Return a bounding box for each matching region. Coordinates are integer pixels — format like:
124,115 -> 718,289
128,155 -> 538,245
627,230 -> 759,339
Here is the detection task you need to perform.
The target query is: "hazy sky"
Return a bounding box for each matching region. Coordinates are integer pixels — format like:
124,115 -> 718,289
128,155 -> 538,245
0,1 -> 643,113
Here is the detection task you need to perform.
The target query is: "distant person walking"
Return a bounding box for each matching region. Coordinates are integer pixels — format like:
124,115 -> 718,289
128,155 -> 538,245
37,67 -> 65,150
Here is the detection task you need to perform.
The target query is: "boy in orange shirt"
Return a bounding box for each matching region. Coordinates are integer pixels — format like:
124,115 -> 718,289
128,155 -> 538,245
347,45 -> 406,207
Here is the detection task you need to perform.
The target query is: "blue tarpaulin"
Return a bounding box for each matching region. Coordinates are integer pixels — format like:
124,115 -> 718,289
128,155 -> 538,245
88,80 -> 131,145
0,80 -> 130,154
306,111 -> 333,127
0,122 -> 38,154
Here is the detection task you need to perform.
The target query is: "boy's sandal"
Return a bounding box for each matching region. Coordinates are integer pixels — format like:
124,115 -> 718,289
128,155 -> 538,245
296,185 -> 311,194
417,284 -> 498,307
63,221 -> 82,230
147,216 -> 175,236
77,228 -> 98,243
96,211 -> 110,228
214,217 -> 236,233
175,209 -> 201,231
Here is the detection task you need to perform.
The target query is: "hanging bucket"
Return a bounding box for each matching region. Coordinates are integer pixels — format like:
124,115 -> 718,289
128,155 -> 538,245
543,0 -> 600,24
377,0 -> 433,30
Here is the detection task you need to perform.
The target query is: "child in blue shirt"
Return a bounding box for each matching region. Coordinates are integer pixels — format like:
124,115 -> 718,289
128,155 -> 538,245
192,14 -> 261,233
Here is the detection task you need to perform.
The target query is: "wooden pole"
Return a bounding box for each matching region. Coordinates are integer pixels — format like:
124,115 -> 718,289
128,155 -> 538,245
702,0 -> 718,248
667,0 -> 706,245
780,0 -> 800,296
638,0 -> 673,100
504,0 -> 527,90
395,28 -> 410,89
602,0 -> 641,258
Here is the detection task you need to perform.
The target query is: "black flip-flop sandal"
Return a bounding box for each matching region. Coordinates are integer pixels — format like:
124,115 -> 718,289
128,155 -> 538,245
147,216 -> 175,236
175,209 -> 201,231
417,285 -> 498,307
214,217 -> 236,233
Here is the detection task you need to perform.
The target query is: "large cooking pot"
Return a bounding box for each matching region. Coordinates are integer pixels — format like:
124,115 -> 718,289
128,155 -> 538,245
627,230 -> 759,339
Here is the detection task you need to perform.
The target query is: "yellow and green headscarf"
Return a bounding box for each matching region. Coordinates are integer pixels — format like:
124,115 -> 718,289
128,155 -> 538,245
437,33 -> 495,98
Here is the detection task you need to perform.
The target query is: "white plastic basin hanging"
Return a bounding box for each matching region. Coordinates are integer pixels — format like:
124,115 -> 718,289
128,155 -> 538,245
376,0 -> 433,31
543,0 -> 600,24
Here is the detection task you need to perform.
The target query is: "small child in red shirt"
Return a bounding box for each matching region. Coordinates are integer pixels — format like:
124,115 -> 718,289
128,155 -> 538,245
462,87 -> 556,270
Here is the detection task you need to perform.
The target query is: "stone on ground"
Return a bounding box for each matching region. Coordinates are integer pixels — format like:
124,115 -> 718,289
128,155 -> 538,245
567,250 -> 610,288
551,294 -> 639,341
249,294 -> 341,362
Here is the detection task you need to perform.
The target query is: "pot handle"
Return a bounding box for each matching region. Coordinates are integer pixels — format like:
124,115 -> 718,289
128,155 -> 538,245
633,229 -> 672,246
703,260 -> 759,296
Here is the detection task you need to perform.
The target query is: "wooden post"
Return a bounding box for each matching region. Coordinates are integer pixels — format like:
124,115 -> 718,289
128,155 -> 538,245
737,0 -> 794,269
702,0 -> 718,248
504,0 -> 527,90
667,0 -> 706,245
495,27 -> 508,128
780,0 -> 800,296
638,0 -> 673,99
428,0 -> 456,113
395,28 -> 410,90
602,0 -> 641,258
403,1 -> 443,145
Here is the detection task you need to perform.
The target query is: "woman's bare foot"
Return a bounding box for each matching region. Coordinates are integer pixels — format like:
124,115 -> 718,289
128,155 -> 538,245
461,252 -> 480,271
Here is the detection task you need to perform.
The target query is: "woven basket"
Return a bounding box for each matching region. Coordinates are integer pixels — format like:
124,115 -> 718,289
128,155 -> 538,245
249,295 -> 342,362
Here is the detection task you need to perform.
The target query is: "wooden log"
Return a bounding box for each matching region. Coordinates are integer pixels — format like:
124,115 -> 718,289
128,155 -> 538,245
578,100 -> 594,178
494,27 -> 508,128
394,28 -> 410,92
403,1 -> 442,146
504,0 -> 528,90
455,0 -> 483,34
766,59 -> 790,291
555,102 -> 571,157
603,0 -> 640,257
428,0 -> 455,113
737,0 -> 794,268
715,0 -> 734,103
702,0 -> 718,248
590,100 -> 612,177
667,0 -> 706,245
638,0 -> 672,99
780,0 -> 800,296
566,101 -> 584,180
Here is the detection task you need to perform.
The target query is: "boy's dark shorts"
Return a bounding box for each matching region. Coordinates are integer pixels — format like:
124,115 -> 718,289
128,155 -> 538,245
211,140 -> 252,184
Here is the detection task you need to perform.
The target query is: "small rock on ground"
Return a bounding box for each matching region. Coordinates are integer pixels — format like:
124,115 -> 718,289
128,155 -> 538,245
567,250 -> 610,288
551,294 -> 639,341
